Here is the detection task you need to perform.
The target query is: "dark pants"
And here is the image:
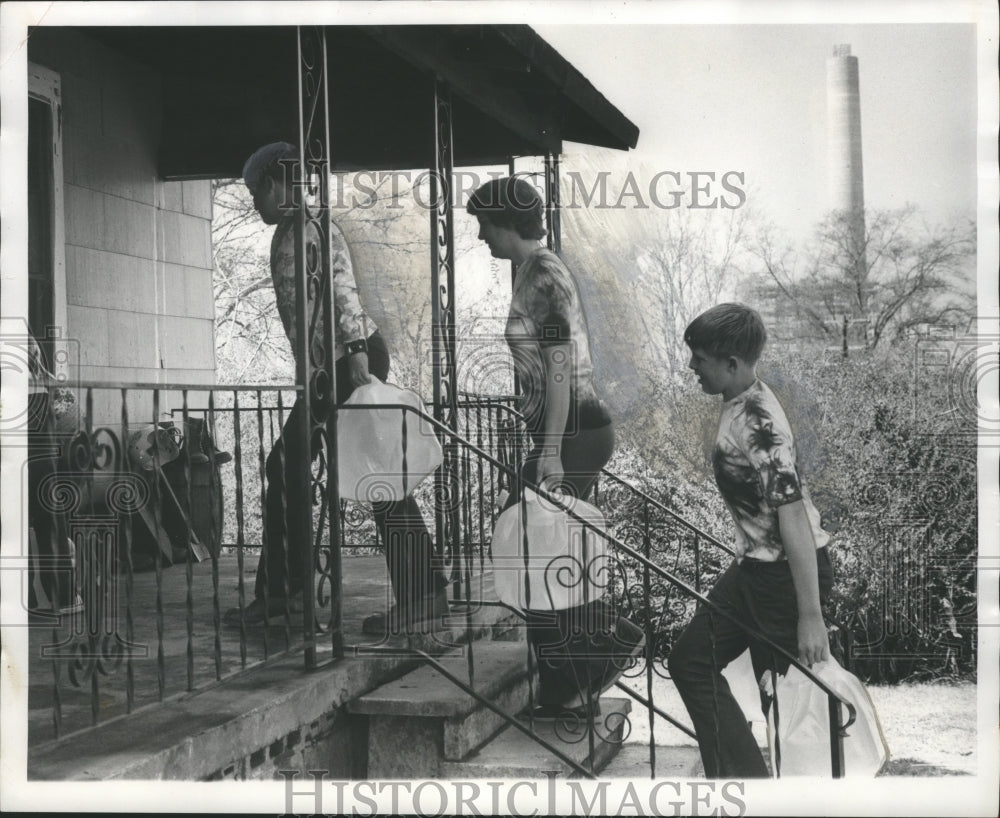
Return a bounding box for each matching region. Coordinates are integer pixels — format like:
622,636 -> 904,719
504,422 -> 642,706
27,440 -> 73,611
668,547 -> 834,778
256,332 -> 447,611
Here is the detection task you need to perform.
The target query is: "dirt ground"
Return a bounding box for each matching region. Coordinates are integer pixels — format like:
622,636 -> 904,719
866,681 -> 977,775
621,664 -> 978,776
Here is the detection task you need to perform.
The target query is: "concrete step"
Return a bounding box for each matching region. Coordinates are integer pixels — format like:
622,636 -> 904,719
441,696 -> 632,778
348,639 -> 538,777
599,744 -> 702,778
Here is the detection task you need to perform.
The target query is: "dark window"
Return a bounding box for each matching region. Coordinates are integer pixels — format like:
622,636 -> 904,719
28,95 -> 55,368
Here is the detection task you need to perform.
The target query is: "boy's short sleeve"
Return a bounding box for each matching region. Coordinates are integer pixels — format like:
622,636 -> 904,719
715,380 -> 830,561
751,434 -> 803,507
738,394 -> 804,508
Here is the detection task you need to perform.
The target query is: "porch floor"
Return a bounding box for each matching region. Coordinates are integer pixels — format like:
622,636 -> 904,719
27,552 -> 505,758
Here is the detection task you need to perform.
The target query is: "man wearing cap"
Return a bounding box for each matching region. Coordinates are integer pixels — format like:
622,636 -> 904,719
230,141 -> 448,634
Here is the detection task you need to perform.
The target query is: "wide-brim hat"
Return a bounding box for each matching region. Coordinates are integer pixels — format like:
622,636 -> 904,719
242,141 -> 297,194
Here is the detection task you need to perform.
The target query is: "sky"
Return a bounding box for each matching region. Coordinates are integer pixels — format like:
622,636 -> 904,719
535,22 -> 979,241
1,1 -> 986,247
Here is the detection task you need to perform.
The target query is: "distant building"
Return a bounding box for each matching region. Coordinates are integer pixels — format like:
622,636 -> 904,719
746,45 -> 872,355
827,44 -> 866,256
744,280 -> 873,356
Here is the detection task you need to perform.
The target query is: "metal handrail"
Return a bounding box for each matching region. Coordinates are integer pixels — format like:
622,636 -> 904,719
366,399 -> 857,777
456,396 -> 736,558
34,381 -> 853,774
36,377 -> 303,393
594,469 -> 736,558
29,380 -> 308,742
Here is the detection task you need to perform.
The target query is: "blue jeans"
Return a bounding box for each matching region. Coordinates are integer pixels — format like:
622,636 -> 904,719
668,547 -> 834,778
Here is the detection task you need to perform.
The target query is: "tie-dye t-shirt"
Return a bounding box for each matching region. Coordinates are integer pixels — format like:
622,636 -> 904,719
505,247 -> 611,436
713,379 -> 830,562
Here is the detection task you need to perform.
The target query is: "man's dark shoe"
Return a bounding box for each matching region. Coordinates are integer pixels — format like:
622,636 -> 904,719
524,699 -> 602,721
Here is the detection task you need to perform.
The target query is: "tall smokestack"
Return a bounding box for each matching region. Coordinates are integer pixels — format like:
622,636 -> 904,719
826,44 -> 866,287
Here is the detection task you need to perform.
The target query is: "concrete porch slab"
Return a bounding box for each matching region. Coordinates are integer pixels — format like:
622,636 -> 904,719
27,554 -> 512,742
27,555 -> 520,780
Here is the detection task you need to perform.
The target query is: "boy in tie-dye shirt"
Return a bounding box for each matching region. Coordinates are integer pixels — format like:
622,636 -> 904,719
668,303 -> 834,778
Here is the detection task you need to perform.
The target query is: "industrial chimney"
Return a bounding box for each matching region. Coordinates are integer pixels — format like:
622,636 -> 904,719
826,44 -> 868,312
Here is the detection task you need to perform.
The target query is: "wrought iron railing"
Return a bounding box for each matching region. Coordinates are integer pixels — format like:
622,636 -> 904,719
380,395 -> 855,779
24,384 -> 528,743
191,394 -> 525,573
27,383 -> 853,777
26,379 -> 326,742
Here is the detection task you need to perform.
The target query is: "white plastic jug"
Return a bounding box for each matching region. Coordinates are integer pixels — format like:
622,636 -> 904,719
336,378 -> 442,502
491,489 -> 609,611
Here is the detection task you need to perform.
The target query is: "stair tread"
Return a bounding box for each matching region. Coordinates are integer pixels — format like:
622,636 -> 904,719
598,744 -> 702,778
348,640 -> 532,718
442,696 -> 632,778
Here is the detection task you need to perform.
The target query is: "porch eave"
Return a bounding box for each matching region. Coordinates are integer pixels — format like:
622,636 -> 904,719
57,24 -> 638,179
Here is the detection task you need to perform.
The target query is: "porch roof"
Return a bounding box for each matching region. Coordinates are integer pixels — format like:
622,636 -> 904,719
79,25 -> 640,177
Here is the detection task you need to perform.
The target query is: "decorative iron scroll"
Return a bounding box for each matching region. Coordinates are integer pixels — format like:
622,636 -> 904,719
430,80 -> 460,591
296,25 -> 342,661
38,426 -> 147,679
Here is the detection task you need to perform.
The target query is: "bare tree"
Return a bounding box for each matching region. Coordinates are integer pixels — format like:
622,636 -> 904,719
630,204 -> 754,377
748,206 -> 976,349
212,180 -> 290,383
211,174 -> 437,385
747,220 -> 836,338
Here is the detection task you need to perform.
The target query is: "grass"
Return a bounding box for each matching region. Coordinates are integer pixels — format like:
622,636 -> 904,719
618,662 -> 977,777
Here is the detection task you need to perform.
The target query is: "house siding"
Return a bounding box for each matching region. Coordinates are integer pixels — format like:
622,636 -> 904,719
29,29 -> 216,424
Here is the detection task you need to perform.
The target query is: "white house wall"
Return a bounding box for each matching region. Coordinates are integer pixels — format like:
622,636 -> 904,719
29,28 -> 216,424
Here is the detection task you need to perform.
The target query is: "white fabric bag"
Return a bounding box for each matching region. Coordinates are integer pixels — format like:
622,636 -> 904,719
336,377 -> 442,501
491,489 -> 608,611
766,657 -> 890,777
723,649 -> 770,739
